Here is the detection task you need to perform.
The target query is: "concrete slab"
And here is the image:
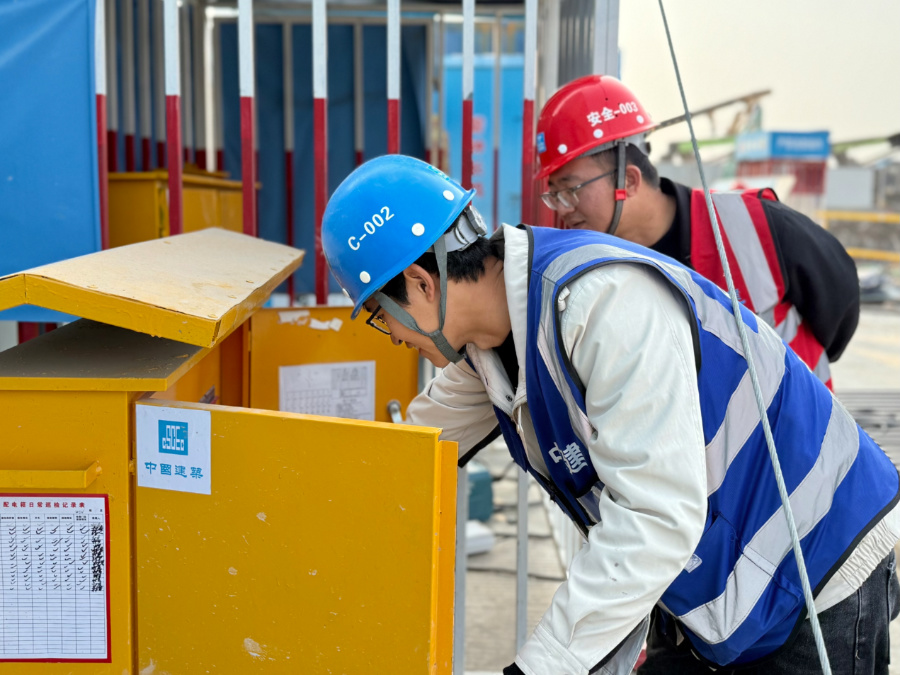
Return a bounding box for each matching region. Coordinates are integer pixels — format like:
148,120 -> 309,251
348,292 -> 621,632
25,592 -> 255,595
831,304 -> 900,390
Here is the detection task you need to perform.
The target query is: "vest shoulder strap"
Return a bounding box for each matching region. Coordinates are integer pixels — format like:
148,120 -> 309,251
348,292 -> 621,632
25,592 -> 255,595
689,189 -> 785,316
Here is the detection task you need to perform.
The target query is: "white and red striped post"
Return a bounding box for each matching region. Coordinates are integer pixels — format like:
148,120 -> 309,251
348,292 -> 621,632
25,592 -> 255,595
180,4 -> 194,165
238,0 -> 257,236
353,21 -> 364,166
387,0 -> 400,154
121,0 -> 137,171
106,0 -> 119,172
153,0 -> 167,168
138,0 -> 152,170
214,21 -> 225,172
193,1 -> 207,170
283,22 -> 295,305
163,0 -> 183,234
461,0 -> 474,190
312,0 -> 328,304
95,0 -> 109,249
521,0 -> 537,226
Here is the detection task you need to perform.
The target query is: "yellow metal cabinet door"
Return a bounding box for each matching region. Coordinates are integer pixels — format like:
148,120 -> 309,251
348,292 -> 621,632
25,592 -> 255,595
135,400 -> 456,674
248,307 -> 419,422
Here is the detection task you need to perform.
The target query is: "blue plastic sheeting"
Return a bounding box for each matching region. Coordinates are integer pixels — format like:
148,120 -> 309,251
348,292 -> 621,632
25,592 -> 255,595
443,54 -> 524,230
221,23 -> 427,297
0,0 -> 100,321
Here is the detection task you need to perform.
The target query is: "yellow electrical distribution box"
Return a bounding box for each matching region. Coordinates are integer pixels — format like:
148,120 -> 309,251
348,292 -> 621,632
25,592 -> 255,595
108,170 -> 244,248
0,229 -> 457,674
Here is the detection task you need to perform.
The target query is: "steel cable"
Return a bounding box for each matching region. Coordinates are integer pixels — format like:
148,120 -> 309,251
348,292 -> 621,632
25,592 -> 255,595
656,1 -> 832,671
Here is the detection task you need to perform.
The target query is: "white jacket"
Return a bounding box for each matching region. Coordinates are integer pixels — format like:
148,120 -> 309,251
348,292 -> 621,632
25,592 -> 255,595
406,224 -> 898,674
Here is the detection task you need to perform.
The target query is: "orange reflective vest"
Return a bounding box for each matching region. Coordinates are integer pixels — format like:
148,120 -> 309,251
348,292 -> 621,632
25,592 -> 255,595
690,189 -> 832,389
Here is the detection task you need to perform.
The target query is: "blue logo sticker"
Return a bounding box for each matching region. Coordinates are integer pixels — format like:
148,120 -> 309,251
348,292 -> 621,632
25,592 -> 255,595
159,420 -> 189,455
536,132 -> 546,154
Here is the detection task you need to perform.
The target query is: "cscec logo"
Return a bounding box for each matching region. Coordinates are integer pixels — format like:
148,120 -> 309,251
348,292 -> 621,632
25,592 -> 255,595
159,421 -> 189,456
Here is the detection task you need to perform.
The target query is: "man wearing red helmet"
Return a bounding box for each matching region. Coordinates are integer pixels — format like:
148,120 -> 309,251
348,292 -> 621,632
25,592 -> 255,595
536,75 -> 859,390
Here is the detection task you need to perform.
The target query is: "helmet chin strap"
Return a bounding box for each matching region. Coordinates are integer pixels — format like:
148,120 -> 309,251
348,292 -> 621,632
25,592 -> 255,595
372,211 -> 485,365
606,142 -> 628,237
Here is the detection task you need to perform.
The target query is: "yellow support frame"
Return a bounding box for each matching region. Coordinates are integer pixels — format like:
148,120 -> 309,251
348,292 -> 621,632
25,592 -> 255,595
0,229 -> 304,348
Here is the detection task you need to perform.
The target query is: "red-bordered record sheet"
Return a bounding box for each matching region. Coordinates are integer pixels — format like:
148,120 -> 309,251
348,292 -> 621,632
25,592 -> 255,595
0,494 -> 110,662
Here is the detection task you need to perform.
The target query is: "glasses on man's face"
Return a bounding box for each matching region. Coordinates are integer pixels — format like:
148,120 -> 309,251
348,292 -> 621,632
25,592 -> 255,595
540,169 -> 616,211
365,304 -> 392,336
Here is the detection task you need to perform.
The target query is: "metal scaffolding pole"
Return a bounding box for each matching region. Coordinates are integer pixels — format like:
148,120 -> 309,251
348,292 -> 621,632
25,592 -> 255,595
387,0 -> 401,154
106,0 -> 119,172
163,0 -> 183,234
238,0 -> 257,236
461,0 -> 474,190
312,0 -> 329,303
95,0 -> 109,249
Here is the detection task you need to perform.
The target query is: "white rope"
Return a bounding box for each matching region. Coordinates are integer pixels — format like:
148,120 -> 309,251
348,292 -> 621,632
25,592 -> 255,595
656,2 -> 832,672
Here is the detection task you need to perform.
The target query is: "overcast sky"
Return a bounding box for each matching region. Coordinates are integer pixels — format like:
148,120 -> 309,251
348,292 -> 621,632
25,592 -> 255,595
618,0 -> 900,160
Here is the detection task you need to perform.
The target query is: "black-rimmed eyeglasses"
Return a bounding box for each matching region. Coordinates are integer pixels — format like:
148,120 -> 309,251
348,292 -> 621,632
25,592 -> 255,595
540,169 -> 616,211
365,304 -> 392,336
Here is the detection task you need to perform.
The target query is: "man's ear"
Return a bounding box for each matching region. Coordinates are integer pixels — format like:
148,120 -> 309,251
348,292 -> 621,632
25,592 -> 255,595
625,163 -> 642,197
403,264 -> 438,303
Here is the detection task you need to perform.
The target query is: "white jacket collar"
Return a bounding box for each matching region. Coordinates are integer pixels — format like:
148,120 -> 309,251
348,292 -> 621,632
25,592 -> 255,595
464,224 -> 531,415
501,224 -> 531,409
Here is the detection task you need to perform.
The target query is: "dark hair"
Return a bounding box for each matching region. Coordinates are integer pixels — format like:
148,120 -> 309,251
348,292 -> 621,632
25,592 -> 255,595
591,144 -> 660,190
379,234 -> 504,305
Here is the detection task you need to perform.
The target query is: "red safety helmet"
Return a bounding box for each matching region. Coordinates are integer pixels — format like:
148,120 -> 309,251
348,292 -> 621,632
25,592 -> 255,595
536,75 -> 655,179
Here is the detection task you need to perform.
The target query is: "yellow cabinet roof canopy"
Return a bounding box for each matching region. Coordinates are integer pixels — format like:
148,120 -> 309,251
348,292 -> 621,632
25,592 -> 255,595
0,228 -> 305,348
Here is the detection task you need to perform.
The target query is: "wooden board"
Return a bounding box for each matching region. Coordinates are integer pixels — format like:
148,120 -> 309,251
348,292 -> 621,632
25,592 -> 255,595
0,229 -> 304,348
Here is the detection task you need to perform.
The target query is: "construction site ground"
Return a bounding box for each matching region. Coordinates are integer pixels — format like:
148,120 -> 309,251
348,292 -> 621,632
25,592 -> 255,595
464,299 -> 900,675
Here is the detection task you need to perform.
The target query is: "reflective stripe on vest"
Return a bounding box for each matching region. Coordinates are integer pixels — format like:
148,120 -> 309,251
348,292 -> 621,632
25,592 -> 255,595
677,399 -> 861,645
689,189 -> 831,388
514,225 -> 899,667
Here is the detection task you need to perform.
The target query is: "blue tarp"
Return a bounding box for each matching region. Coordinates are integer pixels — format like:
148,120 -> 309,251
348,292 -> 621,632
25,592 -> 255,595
0,0 -> 100,321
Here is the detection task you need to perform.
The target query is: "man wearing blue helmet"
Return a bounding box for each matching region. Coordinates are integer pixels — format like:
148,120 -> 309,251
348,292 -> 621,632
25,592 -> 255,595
322,155 -> 900,675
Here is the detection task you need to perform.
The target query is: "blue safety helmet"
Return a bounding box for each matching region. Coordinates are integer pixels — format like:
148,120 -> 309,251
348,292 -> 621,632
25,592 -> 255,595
323,155 -> 483,364
323,155 -> 475,319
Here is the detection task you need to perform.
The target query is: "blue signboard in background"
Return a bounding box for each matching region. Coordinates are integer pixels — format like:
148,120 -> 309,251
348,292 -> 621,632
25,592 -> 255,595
735,130 -> 831,161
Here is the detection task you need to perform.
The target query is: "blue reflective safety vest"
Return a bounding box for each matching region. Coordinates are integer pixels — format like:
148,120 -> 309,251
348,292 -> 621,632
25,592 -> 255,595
488,225 -> 899,667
